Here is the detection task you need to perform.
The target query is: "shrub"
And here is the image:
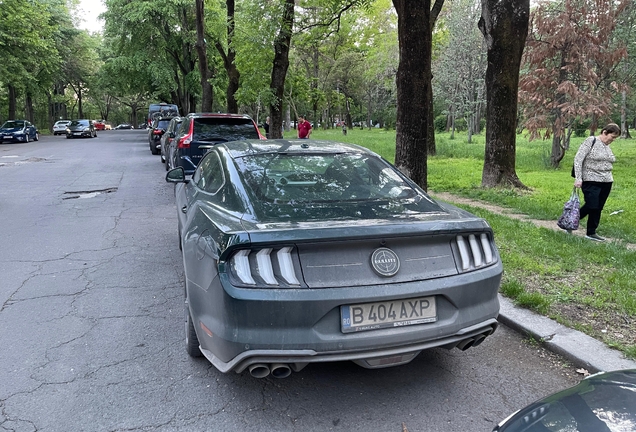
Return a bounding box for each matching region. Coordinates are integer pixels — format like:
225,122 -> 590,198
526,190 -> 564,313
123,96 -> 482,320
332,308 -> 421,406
434,115 -> 447,132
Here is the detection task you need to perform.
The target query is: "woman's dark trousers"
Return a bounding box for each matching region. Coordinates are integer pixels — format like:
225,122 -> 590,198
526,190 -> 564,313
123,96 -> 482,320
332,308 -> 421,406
579,181 -> 612,236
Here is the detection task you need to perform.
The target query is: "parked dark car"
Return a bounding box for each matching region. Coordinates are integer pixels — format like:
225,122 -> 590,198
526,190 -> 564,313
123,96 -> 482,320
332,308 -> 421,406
161,117 -> 183,169
66,119 -> 97,138
148,116 -> 176,155
115,123 -> 133,130
493,369 -> 636,431
165,139 -> 502,379
0,120 -> 39,143
170,113 -> 264,175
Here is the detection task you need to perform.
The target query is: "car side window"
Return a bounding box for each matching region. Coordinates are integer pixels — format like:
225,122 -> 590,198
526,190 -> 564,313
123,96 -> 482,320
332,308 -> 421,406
194,152 -> 225,194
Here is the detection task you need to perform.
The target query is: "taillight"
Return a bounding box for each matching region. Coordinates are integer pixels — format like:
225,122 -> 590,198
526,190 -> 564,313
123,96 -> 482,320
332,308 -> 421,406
153,130 -> 162,135
229,246 -> 302,287
178,133 -> 192,149
455,233 -> 496,272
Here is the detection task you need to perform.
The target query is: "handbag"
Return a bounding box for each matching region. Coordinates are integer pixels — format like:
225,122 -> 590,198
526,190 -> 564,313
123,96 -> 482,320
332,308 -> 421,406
557,188 -> 580,231
571,137 -> 596,177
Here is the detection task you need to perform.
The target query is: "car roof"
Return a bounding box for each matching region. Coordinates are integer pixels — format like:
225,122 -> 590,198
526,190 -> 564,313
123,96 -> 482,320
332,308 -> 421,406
218,139 -> 371,159
186,113 -> 253,120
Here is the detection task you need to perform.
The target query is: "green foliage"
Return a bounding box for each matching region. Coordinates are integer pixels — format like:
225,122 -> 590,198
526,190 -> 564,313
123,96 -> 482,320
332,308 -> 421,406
574,118 -> 591,137
434,114 -> 447,132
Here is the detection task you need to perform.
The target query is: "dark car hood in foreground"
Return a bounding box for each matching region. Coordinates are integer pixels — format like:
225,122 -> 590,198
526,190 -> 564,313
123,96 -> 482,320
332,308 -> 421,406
494,369 -> 636,432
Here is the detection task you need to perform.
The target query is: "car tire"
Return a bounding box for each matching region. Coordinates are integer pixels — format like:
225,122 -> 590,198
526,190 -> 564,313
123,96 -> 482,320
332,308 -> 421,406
185,302 -> 202,357
34,133 -> 39,142
24,134 -> 29,143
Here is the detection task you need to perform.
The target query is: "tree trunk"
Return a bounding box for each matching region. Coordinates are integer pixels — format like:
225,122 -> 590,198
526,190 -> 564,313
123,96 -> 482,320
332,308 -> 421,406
478,0 -> 529,188
214,0 -> 239,113
621,89 -> 627,138
268,0 -> 294,140
8,84 -> 17,119
25,93 -> 34,123
392,0 -> 434,190
195,0 -> 213,112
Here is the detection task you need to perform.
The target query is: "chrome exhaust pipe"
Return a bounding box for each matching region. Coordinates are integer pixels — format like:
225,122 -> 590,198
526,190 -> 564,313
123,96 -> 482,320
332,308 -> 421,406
248,364 -> 270,378
270,363 -> 292,379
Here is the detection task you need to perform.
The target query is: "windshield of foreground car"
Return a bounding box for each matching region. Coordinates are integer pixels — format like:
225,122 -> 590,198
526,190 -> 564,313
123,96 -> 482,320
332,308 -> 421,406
237,153 -> 443,219
69,120 -> 89,127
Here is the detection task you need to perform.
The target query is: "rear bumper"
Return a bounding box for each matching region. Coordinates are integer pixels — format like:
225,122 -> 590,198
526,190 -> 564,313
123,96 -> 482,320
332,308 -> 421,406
188,261 -> 502,373
201,319 -> 498,373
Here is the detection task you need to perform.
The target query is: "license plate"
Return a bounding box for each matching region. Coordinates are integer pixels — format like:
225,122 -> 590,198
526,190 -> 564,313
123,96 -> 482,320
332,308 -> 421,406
341,296 -> 436,333
3,136 -> 11,139
73,132 -> 81,135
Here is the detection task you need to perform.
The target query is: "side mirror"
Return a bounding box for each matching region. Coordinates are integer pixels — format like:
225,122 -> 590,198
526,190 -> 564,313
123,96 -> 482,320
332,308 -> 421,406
166,167 -> 187,183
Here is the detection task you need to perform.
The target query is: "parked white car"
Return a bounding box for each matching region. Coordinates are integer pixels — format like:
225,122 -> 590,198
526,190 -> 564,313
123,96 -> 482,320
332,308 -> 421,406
53,120 -> 71,135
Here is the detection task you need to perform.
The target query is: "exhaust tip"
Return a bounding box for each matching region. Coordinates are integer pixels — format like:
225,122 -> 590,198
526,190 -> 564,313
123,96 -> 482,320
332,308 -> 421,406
270,363 -> 292,379
248,364 -> 270,379
471,334 -> 487,348
456,337 -> 475,351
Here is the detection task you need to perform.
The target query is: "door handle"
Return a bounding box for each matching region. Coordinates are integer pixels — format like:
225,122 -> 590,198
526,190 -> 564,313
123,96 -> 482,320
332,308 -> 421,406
181,205 -> 187,214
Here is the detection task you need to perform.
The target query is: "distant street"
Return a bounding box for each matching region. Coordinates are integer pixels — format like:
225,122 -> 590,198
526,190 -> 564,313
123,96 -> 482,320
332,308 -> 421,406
0,130 -> 579,432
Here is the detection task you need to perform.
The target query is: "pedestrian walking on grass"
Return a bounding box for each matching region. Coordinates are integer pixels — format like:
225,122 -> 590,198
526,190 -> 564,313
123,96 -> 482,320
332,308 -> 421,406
573,123 -> 621,242
297,115 -> 312,139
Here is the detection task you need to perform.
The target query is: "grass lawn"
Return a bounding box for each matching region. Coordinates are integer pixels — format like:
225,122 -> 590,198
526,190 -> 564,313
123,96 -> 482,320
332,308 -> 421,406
309,126 -> 636,358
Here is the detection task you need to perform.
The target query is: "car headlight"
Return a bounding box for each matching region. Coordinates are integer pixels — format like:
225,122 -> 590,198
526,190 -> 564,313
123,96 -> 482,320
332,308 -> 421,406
83,128 -> 90,132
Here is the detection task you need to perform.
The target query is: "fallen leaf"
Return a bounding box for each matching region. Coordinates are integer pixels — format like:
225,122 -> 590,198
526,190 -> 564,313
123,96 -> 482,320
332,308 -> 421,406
576,368 -> 590,376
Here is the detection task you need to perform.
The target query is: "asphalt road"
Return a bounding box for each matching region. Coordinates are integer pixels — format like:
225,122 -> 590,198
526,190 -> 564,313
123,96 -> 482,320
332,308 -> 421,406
0,130 -> 580,432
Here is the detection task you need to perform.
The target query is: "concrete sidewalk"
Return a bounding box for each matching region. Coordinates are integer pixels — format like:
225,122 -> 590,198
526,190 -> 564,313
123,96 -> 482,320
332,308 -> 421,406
498,294 -> 636,372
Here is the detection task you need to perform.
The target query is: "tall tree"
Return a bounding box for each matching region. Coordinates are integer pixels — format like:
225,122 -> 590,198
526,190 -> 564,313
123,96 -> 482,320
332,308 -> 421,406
519,0 -> 627,167
213,0 -> 240,113
433,0 -> 487,143
392,0 -> 444,190
268,0 -> 295,139
478,0 -> 529,188
195,0 -> 214,111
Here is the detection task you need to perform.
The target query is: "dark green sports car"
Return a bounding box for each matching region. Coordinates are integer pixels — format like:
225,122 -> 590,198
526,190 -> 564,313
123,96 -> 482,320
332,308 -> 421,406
166,139 -> 502,378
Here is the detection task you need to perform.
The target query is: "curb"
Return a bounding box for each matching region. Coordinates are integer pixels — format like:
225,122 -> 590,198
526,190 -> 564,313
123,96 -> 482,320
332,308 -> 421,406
498,294 -> 636,373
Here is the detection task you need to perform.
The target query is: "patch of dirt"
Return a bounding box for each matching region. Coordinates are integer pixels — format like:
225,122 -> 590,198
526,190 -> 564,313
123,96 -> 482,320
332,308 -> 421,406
431,192 -> 636,249
430,191 -> 636,351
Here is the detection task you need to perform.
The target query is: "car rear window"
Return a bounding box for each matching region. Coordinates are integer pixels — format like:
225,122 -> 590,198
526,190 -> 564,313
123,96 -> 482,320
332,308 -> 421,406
236,153 -> 442,219
193,118 -> 259,142
155,120 -> 172,129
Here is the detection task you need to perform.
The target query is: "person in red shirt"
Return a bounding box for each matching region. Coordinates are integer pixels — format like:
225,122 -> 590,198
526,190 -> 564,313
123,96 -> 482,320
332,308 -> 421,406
297,115 -> 312,139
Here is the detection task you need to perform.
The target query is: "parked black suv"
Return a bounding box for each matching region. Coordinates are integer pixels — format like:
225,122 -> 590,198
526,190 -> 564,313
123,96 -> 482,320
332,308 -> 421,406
169,113 -> 264,175
148,116 -> 176,155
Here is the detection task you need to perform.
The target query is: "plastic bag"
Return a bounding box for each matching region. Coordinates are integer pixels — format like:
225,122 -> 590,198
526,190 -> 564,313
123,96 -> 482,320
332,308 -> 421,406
557,188 -> 580,231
